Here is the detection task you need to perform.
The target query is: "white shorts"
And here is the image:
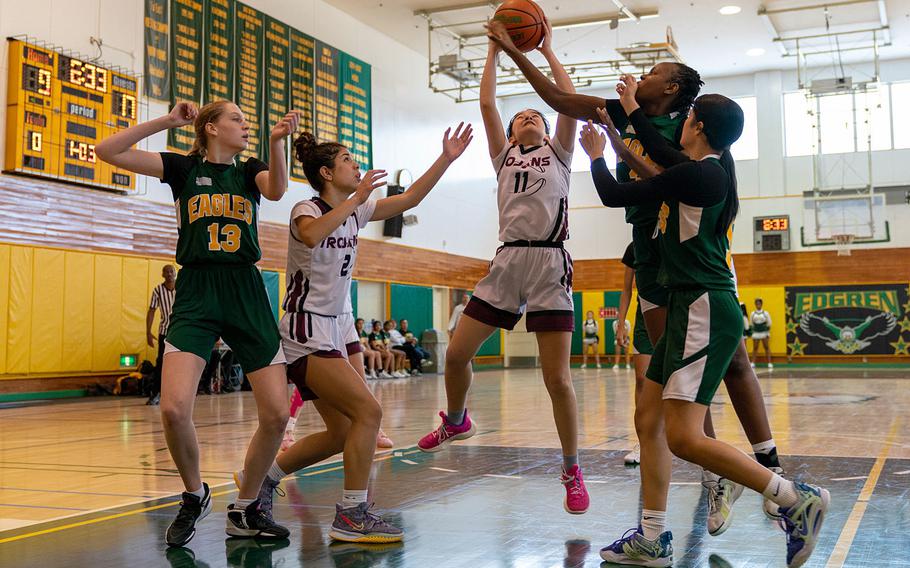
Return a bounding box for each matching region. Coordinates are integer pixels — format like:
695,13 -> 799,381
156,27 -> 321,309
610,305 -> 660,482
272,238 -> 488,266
582,337 -> 599,345
338,312 -> 363,354
466,244 -> 574,332
280,311 -> 348,364
751,331 -> 770,340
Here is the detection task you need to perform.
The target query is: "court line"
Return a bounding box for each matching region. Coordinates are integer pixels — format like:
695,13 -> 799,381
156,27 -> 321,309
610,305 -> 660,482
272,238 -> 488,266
0,447 -> 417,545
824,416 -> 901,568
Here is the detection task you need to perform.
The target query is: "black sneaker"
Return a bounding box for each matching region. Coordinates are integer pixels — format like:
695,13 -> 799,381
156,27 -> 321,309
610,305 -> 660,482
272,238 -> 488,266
232,470 -> 284,521
225,537 -> 290,567
226,500 -> 290,539
166,483 -> 212,547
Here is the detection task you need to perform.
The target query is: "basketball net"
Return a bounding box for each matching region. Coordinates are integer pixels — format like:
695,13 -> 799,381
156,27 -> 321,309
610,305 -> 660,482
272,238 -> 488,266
833,234 -> 854,256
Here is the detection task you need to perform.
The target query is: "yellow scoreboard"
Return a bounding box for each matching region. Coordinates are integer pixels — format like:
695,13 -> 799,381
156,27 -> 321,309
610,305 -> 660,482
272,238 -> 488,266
4,39 -> 139,192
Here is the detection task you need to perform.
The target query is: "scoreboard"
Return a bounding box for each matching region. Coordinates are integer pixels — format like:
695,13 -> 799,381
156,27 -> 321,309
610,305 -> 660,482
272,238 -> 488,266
4,39 -> 139,192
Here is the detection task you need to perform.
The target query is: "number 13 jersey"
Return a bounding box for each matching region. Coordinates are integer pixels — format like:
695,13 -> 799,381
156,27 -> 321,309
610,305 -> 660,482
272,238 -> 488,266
493,138 -> 572,243
283,196 -> 376,316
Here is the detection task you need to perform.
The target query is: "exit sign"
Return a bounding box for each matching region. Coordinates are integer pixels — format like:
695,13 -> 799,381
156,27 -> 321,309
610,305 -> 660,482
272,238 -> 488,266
119,354 -> 138,368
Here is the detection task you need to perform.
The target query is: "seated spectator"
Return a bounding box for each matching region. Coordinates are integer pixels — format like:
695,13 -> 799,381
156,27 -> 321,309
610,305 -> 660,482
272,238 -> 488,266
355,318 -> 382,379
388,319 -> 422,375
399,319 -> 432,365
382,320 -> 411,376
369,320 -> 405,378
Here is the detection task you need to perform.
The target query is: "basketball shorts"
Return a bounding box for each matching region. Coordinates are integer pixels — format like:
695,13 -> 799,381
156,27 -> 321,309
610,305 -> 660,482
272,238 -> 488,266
280,311 -> 350,401
164,265 -> 284,373
582,336 -> 599,345
751,331 -> 770,340
646,289 -> 741,406
632,224 -> 668,309
465,244 -> 574,332
632,304 -> 654,356
338,312 -> 364,356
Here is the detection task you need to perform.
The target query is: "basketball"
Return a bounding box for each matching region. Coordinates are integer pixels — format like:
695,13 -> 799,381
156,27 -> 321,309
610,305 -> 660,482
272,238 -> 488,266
492,0 -> 546,53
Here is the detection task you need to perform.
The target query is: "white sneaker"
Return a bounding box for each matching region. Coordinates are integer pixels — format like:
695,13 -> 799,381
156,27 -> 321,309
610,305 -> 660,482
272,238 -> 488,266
596,363 -> 602,369
705,476 -> 744,536
623,444 -> 640,465
768,363 -> 774,370
580,364 -> 587,369
612,364 -> 619,370
379,371 -> 393,379
394,370 -> 407,378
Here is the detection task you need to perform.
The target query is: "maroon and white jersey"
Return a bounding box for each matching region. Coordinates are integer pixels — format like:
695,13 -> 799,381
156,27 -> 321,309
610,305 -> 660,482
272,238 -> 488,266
283,196 -> 375,316
493,138 -> 572,242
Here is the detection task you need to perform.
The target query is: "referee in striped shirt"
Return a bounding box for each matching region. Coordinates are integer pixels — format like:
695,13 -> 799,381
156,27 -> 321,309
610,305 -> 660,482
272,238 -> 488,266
146,265 -> 176,405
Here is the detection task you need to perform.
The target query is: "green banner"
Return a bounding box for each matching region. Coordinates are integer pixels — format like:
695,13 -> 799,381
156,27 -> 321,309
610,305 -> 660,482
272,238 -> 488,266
314,40 -> 340,144
235,2 -> 265,161
289,28 -> 315,183
203,0 -> 234,104
168,0 -> 204,152
338,52 -> 372,169
262,17 -> 290,164
144,0 -> 170,100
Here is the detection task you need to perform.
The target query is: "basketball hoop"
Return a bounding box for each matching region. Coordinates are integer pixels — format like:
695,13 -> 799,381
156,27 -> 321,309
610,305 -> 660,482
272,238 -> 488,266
833,234 -> 854,256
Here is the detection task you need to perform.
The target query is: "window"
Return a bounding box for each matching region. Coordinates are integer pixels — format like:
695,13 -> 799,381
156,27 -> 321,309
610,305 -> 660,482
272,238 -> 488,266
892,82 -> 910,150
544,114 -> 615,173
854,88 -> 892,151
818,93 -> 856,154
784,92 -> 817,157
731,96 -> 758,160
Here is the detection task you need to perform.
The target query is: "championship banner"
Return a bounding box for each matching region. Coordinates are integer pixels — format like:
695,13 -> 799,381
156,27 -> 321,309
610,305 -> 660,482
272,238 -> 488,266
235,3 -> 265,161
168,0 -> 204,152
338,52 -> 372,169
289,28 -> 315,183
314,41 -> 340,144
203,0 -> 234,104
144,0 -> 170,100
785,284 -> 910,356
262,17 -> 290,164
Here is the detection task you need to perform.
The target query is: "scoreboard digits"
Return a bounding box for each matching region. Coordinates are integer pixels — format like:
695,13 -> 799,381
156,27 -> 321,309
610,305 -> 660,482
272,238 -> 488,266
4,39 -> 139,192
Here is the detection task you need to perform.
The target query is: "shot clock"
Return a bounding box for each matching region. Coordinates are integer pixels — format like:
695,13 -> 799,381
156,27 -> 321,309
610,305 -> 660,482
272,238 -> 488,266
753,215 -> 791,252
4,39 -> 139,192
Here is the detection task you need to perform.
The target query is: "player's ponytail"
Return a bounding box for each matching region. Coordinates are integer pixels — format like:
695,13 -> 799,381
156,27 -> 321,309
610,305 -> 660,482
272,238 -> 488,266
188,100 -> 232,158
691,94 -> 744,235
293,131 -> 345,191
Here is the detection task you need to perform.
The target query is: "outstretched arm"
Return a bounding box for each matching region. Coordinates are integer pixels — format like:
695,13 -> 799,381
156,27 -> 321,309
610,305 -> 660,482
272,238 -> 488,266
371,124 -> 473,221
96,102 -> 197,178
596,107 -> 661,179
537,19 -> 576,151
295,170 -> 387,247
480,43 -> 507,159
487,21 -> 612,123
255,110 -> 302,201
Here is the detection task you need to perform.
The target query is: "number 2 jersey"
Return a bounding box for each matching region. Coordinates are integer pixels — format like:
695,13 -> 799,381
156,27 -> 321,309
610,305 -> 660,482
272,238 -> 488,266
283,196 -> 376,316
160,153 -> 268,266
493,138 -> 572,242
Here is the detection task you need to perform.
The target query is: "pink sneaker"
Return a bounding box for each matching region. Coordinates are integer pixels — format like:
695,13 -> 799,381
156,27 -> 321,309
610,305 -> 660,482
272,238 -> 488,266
561,465 -> 589,514
417,410 -> 476,452
376,429 -> 394,449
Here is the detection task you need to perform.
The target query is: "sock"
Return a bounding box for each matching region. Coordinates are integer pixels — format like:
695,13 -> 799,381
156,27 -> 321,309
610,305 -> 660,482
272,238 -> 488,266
762,472 -> 799,509
641,509 -> 667,541
562,455 -> 579,472
702,469 -> 720,484
752,440 -> 782,469
267,461 -> 287,482
187,485 -> 206,499
235,497 -> 255,510
342,489 -> 368,508
446,409 -> 465,426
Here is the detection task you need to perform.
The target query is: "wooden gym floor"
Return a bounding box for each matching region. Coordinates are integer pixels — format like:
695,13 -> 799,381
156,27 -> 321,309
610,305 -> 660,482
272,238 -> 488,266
0,365 -> 907,567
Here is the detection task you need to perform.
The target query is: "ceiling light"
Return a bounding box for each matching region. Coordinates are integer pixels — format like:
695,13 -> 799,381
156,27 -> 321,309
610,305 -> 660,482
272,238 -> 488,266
719,6 -> 742,15
747,48 -> 766,57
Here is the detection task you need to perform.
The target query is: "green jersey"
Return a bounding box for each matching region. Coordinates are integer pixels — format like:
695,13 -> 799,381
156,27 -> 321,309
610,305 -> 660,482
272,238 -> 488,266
160,153 -> 268,266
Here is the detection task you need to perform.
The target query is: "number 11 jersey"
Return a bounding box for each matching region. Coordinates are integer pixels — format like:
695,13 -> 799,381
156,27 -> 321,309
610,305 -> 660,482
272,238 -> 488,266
283,196 -> 376,316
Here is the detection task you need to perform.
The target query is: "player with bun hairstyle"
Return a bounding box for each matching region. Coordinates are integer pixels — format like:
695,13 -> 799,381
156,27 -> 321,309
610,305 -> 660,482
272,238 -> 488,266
418,18 -> 591,516
96,101 -> 301,545
245,124 -> 471,543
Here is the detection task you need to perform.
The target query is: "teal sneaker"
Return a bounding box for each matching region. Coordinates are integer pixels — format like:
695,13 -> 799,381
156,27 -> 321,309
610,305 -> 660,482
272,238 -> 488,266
781,482 -> 830,568
599,526 -> 673,567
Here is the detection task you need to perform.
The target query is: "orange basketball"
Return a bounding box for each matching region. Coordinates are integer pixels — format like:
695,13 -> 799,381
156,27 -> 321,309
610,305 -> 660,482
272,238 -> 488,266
492,0 -> 546,53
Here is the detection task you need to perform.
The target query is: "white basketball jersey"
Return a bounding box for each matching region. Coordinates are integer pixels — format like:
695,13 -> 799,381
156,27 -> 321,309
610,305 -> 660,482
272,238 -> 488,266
283,196 -> 376,316
493,138 -> 572,242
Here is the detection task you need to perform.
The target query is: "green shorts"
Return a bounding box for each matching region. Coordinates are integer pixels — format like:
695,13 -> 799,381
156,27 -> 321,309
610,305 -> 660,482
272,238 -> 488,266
632,303 -> 654,355
646,289 -> 741,405
166,264 -> 283,374
632,225 -> 668,308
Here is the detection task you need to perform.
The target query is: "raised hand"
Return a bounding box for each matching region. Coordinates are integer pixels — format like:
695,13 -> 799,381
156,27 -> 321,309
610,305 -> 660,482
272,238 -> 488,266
579,120 -> 607,160
168,102 -> 198,127
442,122 -> 474,162
354,169 -> 388,204
271,110 -> 303,142
617,74 -> 639,113
486,20 -> 519,54
596,107 -> 626,154
537,16 -> 554,53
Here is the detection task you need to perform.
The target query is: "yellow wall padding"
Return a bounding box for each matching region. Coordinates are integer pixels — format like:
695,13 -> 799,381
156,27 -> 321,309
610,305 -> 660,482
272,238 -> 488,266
93,255 -> 123,372
0,245 -> 9,374
63,252 -> 94,371
7,247 -> 34,374
737,285 -> 788,354
121,257 -> 150,365
146,259 -> 171,361
30,249 -> 65,372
